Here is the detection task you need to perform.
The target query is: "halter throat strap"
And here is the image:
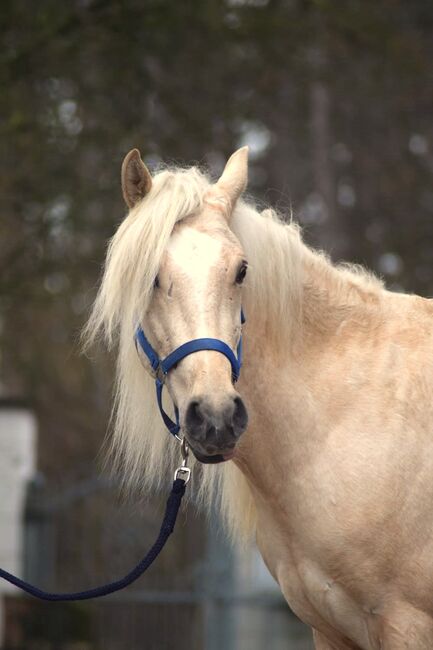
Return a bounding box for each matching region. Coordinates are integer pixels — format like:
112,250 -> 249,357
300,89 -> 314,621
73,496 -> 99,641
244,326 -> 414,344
135,310 -> 245,437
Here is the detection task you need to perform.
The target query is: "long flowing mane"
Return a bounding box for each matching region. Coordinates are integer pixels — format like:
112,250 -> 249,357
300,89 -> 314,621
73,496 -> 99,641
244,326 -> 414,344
83,164 -> 384,539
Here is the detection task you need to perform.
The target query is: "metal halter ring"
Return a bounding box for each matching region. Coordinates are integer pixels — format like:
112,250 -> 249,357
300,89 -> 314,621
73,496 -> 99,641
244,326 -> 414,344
174,438 -> 191,483
180,437 -> 189,461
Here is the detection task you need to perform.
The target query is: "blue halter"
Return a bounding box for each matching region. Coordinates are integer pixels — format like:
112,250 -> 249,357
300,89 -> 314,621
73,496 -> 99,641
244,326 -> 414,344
135,310 -> 246,437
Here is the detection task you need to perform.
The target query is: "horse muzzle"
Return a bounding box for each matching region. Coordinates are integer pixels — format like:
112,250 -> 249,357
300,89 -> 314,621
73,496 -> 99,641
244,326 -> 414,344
184,394 -> 248,463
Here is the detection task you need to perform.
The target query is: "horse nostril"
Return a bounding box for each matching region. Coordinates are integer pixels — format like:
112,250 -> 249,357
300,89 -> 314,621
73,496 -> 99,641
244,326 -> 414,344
232,396 -> 248,433
185,400 -> 204,430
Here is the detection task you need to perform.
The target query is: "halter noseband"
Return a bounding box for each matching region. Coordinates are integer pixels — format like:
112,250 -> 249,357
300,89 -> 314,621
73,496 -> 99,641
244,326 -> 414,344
135,310 -> 246,438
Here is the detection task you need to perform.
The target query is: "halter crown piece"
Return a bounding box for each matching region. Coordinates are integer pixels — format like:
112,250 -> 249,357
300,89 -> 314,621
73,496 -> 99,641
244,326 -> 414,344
135,309 -> 246,438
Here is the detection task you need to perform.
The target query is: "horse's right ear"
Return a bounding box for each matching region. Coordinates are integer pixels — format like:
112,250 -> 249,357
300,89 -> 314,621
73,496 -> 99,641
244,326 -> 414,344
121,149 -> 152,209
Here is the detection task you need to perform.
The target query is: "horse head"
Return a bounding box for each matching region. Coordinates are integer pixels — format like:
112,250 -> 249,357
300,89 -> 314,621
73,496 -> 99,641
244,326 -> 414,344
121,147 -> 250,463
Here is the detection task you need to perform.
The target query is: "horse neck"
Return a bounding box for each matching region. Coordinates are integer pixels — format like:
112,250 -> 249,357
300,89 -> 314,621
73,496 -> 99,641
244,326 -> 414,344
300,246 -> 384,344
235,238 -> 384,501
242,221 -> 383,356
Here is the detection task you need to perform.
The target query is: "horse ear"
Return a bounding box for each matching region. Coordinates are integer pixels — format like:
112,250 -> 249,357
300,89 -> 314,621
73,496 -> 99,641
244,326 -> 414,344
215,146 -> 249,209
121,149 -> 152,209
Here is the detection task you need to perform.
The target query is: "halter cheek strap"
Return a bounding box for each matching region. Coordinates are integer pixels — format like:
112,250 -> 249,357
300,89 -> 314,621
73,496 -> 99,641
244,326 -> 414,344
135,310 -> 245,437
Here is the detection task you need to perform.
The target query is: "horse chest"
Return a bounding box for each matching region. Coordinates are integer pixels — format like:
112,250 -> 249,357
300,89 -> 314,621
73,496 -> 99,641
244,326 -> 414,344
255,512 -> 381,650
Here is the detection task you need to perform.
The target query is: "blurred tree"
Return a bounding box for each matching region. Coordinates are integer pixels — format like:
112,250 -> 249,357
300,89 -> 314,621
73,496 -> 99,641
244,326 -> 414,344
0,0 -> 432,475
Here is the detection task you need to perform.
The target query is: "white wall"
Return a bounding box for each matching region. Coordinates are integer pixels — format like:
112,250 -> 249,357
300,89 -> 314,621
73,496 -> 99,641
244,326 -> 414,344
0,404 -> 37,642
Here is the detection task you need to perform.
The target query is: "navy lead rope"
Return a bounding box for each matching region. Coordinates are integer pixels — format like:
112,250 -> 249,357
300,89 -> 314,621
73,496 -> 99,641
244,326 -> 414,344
0,477 -> 186,601
0,311 -> 245,601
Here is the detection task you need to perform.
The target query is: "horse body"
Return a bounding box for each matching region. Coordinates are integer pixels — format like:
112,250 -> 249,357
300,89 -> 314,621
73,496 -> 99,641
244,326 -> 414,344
86,146 -> 433,648
239,285 -> 433,648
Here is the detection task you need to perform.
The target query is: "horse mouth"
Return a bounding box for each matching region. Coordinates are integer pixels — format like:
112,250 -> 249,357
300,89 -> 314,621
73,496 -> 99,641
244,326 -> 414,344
187,441 -> 236,464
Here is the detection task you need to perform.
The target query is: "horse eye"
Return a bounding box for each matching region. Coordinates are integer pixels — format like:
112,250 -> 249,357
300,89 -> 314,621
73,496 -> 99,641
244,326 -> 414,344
235,263 -> 248,285
154,275 -> 160,289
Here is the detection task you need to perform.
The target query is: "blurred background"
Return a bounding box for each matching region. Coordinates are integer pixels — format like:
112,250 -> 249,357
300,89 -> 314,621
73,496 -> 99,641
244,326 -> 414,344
0,1 -> 432,648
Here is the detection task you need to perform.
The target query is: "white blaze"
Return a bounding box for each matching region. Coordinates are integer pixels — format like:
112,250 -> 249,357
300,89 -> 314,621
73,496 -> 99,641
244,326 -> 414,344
167,227 -> 223,327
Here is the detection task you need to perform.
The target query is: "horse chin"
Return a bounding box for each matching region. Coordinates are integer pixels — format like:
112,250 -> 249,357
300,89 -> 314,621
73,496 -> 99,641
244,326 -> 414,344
188,443 -> 235,465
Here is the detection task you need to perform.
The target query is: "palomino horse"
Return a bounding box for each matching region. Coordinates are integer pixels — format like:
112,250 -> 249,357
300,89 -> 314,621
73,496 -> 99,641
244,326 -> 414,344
85,146 -> 433,649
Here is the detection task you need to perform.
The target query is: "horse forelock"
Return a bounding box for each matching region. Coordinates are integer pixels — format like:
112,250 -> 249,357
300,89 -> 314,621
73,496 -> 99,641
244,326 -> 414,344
82,164 -> 258,539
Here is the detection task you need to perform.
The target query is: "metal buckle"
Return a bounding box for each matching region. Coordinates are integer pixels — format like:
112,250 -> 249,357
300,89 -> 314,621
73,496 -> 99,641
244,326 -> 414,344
155,365 -> 166,384
174,466 -> 191,483
145,363 -> 166,383
174,439 -> 191,483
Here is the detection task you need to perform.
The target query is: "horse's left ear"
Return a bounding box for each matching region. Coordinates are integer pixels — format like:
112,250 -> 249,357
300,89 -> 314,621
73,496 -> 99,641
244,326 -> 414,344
214,146 -> 249,212
121,149 -> 152,209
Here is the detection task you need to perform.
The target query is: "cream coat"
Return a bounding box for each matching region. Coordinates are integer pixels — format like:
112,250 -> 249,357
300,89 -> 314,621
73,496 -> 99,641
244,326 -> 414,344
86,147 -> 433,649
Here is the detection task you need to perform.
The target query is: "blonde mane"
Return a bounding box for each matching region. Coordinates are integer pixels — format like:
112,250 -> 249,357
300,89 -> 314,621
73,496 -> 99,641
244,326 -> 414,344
83,164 -> 384,540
